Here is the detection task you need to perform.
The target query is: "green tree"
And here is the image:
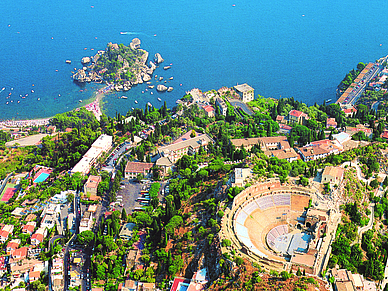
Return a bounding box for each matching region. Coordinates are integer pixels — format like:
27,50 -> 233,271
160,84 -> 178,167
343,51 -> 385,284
121,208 -> 127,221
77,230 -> 95,247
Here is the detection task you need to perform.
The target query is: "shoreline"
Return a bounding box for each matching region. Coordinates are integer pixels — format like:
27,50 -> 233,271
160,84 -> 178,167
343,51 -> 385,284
0,89 -> 106,129
84,91 -> 104,121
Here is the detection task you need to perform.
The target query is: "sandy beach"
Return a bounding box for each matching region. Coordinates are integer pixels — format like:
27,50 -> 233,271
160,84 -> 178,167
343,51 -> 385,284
0,118 -> 50,129
0,85 -> 110,129
84,92 -> 103,121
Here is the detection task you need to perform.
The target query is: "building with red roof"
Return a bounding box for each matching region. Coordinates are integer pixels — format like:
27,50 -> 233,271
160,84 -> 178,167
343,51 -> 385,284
278,124 -> 292,135
84,175 -> 102,196
125,162 -> 154,179
6,239 -> 20,254
276,115 -> 285,123
29,270 -> 41,282
0,225 -> 14,243
342,106 -> 357,117
31,227 -> 47,246
288,110 -> 309,125
201,105 -> 215,118
11,247 -> 28,260
297,139 -> 343,162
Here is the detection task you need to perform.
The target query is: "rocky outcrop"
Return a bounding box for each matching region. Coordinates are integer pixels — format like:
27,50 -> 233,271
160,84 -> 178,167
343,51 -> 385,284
93,54 -> 100,63
157,84 -> 168,92
155,53 -> 164,64
130,38 -> 141,50
72,69 -> 87,82
146,61 -> 156,75
142,72 -> 151,82
81,57 -> 91,64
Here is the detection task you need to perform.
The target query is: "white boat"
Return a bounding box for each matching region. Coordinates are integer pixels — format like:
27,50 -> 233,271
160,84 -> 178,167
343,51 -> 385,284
0,88 -> 5,93
147,102 -> 152,107
150,92 -> 153,95
157,98 -> 161,101
37,98 -> 40,101
79,100 -> 83,103
121,96 -> 128,99
131,107 -> 134,110
134,100 -> 138,104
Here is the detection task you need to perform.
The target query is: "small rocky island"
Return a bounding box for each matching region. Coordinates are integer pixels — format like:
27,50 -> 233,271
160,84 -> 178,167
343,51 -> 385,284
72,38 -> 170,92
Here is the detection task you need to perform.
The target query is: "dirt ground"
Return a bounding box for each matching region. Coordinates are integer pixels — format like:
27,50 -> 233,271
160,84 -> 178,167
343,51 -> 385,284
291,195 -> 310,212
5,133 -> 48,147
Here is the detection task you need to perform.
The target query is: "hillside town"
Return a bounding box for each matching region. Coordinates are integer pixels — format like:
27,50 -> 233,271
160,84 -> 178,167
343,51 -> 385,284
1,57 -> 388,291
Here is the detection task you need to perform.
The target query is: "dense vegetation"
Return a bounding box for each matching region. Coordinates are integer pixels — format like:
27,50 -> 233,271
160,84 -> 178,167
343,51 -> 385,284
94,43 -> 146,83
338,62 -> 366,92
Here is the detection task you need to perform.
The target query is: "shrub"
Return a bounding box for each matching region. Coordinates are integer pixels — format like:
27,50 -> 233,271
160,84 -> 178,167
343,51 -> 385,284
222,239 -> 231,247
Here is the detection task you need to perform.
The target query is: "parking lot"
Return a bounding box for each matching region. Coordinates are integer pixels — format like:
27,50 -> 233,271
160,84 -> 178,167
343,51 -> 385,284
113,180 -> 143,214
112,180 -> 168,214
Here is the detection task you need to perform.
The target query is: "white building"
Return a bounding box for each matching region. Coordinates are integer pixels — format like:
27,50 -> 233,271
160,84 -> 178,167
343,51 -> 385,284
232,168 -> 253,187
234,83 -> 254,103
215,97 -> 227,116
71,134 -> 113,175
79,211 -> 93,233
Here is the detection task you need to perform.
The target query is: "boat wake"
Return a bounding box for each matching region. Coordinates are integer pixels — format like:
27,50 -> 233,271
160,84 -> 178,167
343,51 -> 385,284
120,31 -> 151,37
120,31 -> 139,35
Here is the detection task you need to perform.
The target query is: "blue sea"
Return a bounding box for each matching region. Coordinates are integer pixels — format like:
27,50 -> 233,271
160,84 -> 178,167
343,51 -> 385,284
1,0 -> 387,120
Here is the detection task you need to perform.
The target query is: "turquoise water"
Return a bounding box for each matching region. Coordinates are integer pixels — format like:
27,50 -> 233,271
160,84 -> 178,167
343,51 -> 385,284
1,0 -> 388,120
33,172 -> 50,183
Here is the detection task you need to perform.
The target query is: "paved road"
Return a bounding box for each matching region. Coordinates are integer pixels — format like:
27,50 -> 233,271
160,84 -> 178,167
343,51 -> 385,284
341,160 -> 372,184
105,141 -> 133,168
229,99 -> 254,116
49,235 -> 63,248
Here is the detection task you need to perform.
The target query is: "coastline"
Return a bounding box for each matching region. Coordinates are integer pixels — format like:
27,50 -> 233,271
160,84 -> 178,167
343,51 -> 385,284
84,91 -> 104,121
0,89 -> 106,129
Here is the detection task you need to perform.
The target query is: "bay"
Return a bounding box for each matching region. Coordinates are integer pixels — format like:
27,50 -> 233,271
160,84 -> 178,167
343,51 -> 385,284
0,0 -> 387,120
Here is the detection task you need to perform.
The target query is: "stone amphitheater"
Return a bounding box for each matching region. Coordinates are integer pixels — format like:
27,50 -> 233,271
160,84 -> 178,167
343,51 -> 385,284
220,180 -> 331,274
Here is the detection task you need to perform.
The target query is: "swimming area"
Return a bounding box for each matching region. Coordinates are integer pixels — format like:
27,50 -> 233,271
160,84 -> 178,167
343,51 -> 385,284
1,0 -> 388,120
